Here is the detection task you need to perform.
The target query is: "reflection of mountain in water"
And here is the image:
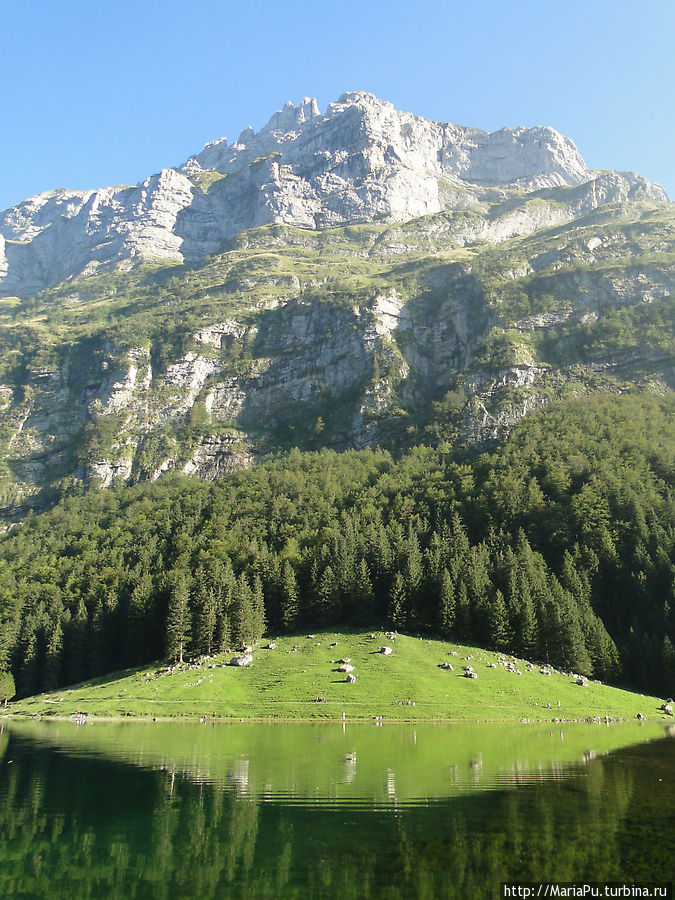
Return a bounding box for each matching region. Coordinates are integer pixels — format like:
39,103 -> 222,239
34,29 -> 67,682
0,725 -> 673,898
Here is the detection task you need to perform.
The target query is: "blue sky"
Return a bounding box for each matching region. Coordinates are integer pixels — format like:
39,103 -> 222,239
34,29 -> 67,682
1,0 -> 673,211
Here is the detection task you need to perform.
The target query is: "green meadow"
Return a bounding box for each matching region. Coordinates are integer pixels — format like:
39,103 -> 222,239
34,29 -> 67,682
7,630 -> 668,723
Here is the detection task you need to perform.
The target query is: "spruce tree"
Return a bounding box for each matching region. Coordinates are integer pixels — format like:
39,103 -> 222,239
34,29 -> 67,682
438,568 -> 456,637
126,569 -> 153,666
19,619 -> 40,698
514,587 -> 538,660
44,619 -> 63,692
371,523 -> 393,596
353,558 -> 375,623
489,589 -> 512,651
166,576 -> 192,663
199,589 -> 218,655
251,575 -> 266,643
388,572 -> 408,630
66,598 -> 89,685
217,609 -> 231,654
317,565 -> 338,624
449,580 -> 468,640
280,561 -> 299,632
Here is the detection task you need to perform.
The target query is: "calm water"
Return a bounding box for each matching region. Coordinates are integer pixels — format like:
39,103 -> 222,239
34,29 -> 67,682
1,720 -> 673,899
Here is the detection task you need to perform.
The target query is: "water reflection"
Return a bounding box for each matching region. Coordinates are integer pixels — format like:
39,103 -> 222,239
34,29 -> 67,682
0,722 -> 673,899
2,719 -> 666,808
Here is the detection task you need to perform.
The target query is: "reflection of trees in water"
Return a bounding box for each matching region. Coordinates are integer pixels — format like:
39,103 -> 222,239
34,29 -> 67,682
0,735 -> 669,899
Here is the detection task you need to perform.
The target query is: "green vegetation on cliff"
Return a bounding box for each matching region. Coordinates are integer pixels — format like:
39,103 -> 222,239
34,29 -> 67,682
0,202 -> 672,516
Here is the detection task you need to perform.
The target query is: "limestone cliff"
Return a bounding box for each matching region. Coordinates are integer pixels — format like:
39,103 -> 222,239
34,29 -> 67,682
0,94 -> 672,519
0,92 -> 667,297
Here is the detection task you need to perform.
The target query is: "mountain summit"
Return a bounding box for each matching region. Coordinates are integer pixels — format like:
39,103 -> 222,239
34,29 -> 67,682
0,92 -> 667,297
0,92 -> 672,518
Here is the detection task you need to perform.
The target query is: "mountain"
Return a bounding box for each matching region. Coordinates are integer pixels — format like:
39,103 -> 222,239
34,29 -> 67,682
0,92 -> 672,518
0,91 -> 667,297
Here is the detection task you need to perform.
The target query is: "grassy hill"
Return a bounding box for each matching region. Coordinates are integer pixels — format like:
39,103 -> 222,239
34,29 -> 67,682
7,630 -> 669,722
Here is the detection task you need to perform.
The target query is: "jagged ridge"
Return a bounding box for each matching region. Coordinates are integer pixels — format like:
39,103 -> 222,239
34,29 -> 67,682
0,92 -> 667,297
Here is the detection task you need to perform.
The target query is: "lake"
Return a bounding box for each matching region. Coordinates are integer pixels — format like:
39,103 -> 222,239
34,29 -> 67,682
1,719 -> 673,898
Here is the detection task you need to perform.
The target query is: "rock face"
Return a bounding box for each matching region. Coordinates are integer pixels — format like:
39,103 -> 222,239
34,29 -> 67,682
0,92 -> 667,297
0,93 -> 672,519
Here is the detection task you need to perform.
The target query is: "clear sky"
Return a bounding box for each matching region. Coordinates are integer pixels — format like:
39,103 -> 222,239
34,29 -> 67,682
1,0 -> 673,211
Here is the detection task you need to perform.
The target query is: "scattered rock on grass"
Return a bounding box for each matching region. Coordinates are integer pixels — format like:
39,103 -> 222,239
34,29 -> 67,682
230,654 -> 253,667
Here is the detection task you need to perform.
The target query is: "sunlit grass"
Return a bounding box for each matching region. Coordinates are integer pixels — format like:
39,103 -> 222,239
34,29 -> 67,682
8,629 -> 666,723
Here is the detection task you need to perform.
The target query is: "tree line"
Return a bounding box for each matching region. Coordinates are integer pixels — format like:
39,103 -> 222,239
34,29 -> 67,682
0,393 -> 673,697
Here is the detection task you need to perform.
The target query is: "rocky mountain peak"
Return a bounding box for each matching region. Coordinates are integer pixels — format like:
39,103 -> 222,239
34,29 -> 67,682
262,96 -> 322,134
0,92 -> 669,297
330,90 -> 392,110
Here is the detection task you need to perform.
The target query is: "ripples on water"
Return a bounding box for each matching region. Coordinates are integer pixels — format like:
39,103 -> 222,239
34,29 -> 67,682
0,721 -> 673,899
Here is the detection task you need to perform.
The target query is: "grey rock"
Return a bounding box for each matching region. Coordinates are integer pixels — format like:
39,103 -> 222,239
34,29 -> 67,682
230,654 -> 253,667
1,92 -> 667,297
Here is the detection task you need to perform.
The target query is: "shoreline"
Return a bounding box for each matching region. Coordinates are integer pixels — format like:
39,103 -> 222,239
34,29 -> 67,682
3,710 -> 665,726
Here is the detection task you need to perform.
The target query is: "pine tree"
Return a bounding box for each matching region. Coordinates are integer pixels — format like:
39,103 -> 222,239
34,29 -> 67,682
372,523 -> 393,587
251,575 -> 266,643
44,618 -> 63,691
454,580 -> 470,641
200,589 -> 218,655
19,617 -> 40,698
404,525 -> 423,594
87,597 -> 105,677
66,597 -> 89,684
280,561 -> 299,632
542,583 -> 592,675
214,559 -> 236,651
425,534 -> 443,581
488,589 -> 512,651
450,513 -> 470,558
352,558 -> 375,624
231,574 -> 251,647
560,551 -> 590,604
388,572 -> 407,630
317,565 -> 338,624
126,569 -> 154,666
438,568 -> 456,637
216,608 -> 231,654
464,543 -> 492,642
514,580 -> 538,661
232,573 -> 264,646
584,614 -> 621,680
166,576 -> 192,663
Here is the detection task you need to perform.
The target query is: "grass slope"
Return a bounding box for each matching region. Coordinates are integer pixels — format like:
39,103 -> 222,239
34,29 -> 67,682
7,630 -> 668,722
